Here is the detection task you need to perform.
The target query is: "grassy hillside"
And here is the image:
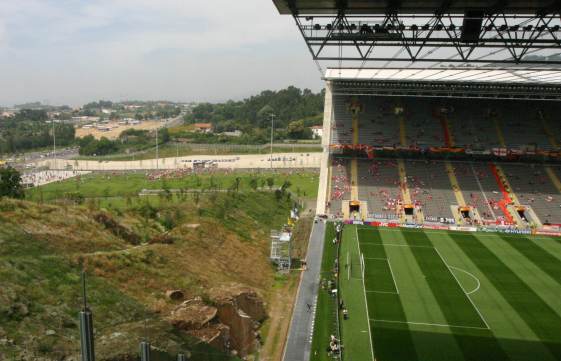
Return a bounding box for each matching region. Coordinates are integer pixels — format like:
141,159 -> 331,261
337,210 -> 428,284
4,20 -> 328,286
26,171 -> 319,203
0,187 -> 298,360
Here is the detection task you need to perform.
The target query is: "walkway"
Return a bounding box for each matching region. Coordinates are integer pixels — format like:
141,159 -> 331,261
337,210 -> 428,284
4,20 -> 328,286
283,220 -> 326,361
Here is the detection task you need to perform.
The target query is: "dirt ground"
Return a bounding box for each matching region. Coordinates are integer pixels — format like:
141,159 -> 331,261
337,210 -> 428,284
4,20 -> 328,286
75,120 -> 162,140
259,217 -> 313,361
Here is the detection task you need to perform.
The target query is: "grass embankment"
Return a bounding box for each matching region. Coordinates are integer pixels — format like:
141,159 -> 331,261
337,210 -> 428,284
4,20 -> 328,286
309,222 -> 340,361
26,171 -> 319,205
0,186 -> 300,360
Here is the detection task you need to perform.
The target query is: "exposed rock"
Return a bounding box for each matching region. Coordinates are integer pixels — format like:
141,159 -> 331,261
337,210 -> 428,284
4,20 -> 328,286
187,323 -> 230,351
165,289 -> 184,301
209,284 -> 268,357
169,297 -> 217,330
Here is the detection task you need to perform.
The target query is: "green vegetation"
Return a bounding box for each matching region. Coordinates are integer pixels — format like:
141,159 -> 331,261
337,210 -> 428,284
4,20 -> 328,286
310,222 -> 339,361
26,171 -> 319,204
0,109 -> 74,153
74,143 -> 322,161
77,128 -> 170,156
337,225 -> 561,361
184,86 -> 324,143
0,166 -> 24,198
1,177 -> 305,359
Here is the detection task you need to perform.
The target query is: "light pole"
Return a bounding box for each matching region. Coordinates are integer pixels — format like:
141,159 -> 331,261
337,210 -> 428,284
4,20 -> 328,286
155,126 -> 159,170
270,113 -> 275,169
52,119 -> 56,170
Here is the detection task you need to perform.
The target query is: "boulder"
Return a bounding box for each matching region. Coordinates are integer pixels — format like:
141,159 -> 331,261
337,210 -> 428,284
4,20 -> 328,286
169,297 -> 217,331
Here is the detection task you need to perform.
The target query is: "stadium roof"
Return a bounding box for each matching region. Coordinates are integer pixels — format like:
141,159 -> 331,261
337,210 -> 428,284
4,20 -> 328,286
326,67 -> 561,99
325,67 -> 561,84
273,0 -> 561,15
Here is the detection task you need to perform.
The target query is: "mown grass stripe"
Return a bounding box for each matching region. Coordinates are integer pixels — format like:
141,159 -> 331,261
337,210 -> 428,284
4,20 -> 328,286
451,232 -> 561,360
400,230 -> 486,328
498,234 -> 561,287
358,227 -> 418,361
401,229 -> 511,361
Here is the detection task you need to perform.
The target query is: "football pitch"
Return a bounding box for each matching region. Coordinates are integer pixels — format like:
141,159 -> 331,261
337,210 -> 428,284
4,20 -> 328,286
338,226 -> 561,361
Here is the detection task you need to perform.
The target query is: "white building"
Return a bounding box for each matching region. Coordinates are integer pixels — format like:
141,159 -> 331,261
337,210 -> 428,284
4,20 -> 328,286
310,125 -> 323,139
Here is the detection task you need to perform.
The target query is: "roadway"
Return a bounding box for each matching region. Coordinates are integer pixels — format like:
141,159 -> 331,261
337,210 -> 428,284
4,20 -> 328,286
32,152 -> 322,171
283,220 -> 326,361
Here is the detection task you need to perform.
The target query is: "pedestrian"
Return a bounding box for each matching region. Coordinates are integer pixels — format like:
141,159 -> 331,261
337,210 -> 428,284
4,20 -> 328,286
306,303 -> 312,312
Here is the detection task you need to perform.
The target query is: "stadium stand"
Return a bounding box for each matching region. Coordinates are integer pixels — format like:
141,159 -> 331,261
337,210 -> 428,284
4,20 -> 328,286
404,160 -> 456,222
356,159 -> 401,220
331,96 -> 353,145
357,97 -> 401,147
447,100 -> 501,150
402,98 -> 444,148
501,164 -> 561,225
328,157 -> 351,218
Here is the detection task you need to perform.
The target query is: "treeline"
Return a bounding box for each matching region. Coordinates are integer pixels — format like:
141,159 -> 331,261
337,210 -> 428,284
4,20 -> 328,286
184,86 -> 324,142
78,128 -> 170,156
0,110 -> 75,153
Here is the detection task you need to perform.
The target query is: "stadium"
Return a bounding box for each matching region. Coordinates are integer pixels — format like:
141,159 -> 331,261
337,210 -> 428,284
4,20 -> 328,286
276,1 -> 561,361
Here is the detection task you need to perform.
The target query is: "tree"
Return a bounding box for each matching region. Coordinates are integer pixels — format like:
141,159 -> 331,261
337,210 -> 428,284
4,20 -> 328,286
249,177 -> 258,191
0,166 -> 24,199
266,177 -> 275,190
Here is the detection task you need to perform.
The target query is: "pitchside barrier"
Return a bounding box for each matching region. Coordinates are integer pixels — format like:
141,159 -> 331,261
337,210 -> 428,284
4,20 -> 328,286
341,220 -> 561,237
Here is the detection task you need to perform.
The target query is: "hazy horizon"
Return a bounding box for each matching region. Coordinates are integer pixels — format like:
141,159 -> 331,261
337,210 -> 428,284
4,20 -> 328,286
0,1 -> 324,107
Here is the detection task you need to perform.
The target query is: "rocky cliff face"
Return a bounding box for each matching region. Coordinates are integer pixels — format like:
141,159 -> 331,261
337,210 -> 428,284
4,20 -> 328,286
168,285 -> 267,357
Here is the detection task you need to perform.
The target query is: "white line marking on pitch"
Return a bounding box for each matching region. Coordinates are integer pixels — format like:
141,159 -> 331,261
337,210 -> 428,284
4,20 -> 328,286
370,319 -> 490,330
386,258 -> 400,294
365,290 -> 399,295
356,226 -> 376,361
449,265 -> 481,295
360,243 -> 434,248
363,257 -> 389,260
434,247 -> 490,330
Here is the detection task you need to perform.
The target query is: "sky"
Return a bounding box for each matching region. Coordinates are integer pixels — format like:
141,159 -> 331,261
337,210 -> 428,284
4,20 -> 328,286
0,0 -> 324,107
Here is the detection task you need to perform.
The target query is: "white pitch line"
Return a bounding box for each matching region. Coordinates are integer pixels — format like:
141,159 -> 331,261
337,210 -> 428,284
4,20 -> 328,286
361,226 -> 553,241
449,265 -> 481,295
365,290 -> 399,295
386,258 -> 400,294
360,243 -> 435,249
363,257 -> 389,260
370,319 -> 490,330
433,247 -> 490,330
356,225 -> 376,361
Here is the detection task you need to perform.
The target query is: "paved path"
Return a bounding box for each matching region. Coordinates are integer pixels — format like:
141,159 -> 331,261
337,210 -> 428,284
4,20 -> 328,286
283,220 -> 326,361
32,152 -> 321,171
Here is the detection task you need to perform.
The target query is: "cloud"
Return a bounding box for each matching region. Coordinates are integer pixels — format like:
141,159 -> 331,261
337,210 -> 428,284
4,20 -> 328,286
0,0 -> 322,106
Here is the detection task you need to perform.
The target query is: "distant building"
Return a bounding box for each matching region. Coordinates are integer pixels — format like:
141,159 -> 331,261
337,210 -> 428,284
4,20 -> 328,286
193,123 -> 213,133
1,111 -> 15,118
310,125 -> 323,139
222,130 -> 243,137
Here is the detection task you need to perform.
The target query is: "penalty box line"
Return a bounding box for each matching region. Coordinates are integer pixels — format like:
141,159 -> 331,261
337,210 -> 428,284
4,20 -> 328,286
433,247 -> 491,330
362,257 -> 400,295
370,319 -> 490,331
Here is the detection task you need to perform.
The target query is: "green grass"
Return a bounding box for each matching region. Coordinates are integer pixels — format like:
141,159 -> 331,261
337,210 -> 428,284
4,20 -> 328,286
25,171 -> 319,203
309,222 -> 339,361
337,225 -> 561,361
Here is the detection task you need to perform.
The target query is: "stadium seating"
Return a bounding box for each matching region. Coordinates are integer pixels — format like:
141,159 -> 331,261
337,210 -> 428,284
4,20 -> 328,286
328,157 -> 351,218
501,164 -> 561,224
356,159 -> 401,220
404,160 -> 456,220
331,95 -> 353,145
357,97 -> 401,147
